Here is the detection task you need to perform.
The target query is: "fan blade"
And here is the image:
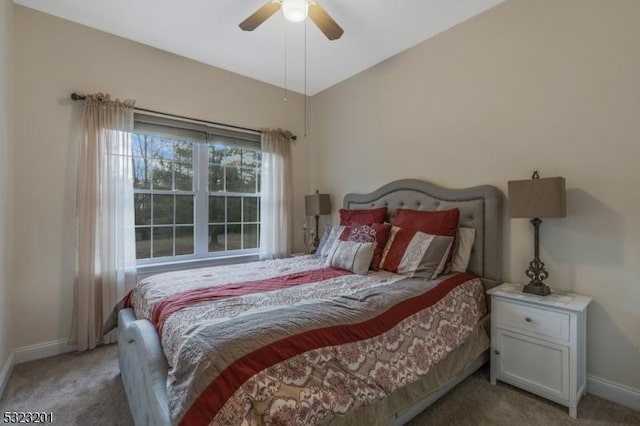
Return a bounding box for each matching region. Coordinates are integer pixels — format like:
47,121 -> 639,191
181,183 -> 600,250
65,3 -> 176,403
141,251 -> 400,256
239,1 -> 281,31
308,2 -> 344,40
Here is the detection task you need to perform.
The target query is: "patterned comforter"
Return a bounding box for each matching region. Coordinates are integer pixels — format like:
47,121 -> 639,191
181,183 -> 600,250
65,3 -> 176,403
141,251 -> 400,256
125,255 -> 487,425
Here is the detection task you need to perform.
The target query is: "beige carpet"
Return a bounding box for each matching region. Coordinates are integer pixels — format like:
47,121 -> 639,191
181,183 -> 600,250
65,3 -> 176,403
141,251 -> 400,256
1,344 -> 638,425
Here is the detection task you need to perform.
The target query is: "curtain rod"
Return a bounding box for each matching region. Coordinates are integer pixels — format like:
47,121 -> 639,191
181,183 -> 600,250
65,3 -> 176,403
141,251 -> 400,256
70,93 -> 297,141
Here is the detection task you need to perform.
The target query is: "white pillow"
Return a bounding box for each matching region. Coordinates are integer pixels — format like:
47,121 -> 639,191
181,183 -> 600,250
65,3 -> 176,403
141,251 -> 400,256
319,225 -> 346,257
314,224 -> 333,257
450,227 -> 476,272
324,240 -> 375,275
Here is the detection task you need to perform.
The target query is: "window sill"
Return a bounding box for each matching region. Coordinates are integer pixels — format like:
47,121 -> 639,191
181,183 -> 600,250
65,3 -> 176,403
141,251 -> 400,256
136,253 -> 260,280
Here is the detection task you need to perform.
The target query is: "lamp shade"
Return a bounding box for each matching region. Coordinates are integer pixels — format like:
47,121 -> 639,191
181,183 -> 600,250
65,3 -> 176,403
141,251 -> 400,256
508,177 -> 566,218
305,193 -> 331,216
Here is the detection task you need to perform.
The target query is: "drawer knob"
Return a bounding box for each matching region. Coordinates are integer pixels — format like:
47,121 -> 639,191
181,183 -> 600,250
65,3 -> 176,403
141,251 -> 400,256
494,350 -> 500,355
525,317 -> 532,323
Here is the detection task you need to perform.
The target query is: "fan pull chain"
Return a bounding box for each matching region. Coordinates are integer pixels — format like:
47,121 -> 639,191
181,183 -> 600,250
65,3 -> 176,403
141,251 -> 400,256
283,23 -> 288,102
304,17 -> 307,137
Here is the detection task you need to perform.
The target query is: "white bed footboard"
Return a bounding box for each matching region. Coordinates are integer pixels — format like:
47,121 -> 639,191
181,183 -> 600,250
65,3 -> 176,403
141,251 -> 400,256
118,308 -> 172,426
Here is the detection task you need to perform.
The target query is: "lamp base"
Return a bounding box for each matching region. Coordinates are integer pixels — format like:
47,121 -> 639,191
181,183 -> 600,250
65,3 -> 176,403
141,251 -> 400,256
523,217 -> 551,297
313,215 -> 320,252
309,236 -> 320,254
522,282 -> 551,296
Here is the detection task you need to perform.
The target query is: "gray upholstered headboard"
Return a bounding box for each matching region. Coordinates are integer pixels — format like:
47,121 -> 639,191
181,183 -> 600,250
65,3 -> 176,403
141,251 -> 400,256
343,179 -> 503,286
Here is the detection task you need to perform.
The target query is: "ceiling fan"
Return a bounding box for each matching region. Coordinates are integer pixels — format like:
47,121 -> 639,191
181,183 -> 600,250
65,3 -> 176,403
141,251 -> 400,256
239,0 -> 344,41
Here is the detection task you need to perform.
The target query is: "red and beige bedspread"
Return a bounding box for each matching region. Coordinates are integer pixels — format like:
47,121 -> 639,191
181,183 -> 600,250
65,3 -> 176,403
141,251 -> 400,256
124,255 -> 487,425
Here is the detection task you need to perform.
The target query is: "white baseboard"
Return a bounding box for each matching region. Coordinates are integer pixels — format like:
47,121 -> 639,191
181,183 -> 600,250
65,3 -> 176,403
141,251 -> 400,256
588,375 -> 640,412
0,351 -> 15,398
13,338 -> 76,364
1,339 -> 78,398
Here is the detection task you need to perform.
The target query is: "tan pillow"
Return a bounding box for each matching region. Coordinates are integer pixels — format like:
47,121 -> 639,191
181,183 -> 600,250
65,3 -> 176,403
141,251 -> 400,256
324,240 -> 375,275
450,227 -> 476,272
380,227 -> 454,280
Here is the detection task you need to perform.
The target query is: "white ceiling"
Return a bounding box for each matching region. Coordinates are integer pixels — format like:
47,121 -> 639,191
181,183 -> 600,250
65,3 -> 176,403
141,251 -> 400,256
14,0 -> 506,95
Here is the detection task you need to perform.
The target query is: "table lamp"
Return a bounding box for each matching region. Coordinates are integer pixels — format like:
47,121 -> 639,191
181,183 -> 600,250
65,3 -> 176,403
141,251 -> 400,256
305,190 -> 331,250
508,171 -> 566,296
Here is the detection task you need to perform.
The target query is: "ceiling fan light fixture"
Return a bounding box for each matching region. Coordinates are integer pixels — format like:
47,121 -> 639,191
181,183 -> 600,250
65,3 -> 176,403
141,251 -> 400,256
282,0 -> 308,23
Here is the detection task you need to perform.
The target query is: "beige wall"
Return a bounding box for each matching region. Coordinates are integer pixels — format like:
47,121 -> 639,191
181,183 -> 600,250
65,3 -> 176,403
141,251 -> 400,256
0,0 -> 15,371
310,0 -> 640,389
12,6 -> 308,348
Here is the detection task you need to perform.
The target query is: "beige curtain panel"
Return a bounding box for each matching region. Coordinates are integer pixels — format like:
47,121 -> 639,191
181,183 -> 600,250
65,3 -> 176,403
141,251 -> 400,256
259,129 -> 293,259
70,93 -> 137,351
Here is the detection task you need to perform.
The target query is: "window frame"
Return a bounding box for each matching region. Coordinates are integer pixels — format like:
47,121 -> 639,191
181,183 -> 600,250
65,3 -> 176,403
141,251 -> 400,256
131,113 -> 262,269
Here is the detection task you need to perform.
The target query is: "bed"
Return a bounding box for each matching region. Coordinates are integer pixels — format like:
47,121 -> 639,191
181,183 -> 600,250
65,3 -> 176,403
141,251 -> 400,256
116,178 -> 502,425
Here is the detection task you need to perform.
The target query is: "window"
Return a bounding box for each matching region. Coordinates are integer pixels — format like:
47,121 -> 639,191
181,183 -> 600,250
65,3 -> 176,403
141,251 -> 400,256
208,145 -> 261,253
131,114 -> 261,264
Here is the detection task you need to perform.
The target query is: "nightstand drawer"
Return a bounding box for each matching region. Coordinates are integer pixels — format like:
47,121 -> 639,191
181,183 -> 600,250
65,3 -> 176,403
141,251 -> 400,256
493,299 -> 570,341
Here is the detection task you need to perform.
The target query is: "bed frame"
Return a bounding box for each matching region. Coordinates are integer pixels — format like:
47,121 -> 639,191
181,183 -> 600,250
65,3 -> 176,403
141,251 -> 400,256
344,179 -> 502,425
118,178 -> 502,425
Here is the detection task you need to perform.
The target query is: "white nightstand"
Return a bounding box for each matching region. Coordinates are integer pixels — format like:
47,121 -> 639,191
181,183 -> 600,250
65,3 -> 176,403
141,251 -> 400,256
487,283 -> 592,418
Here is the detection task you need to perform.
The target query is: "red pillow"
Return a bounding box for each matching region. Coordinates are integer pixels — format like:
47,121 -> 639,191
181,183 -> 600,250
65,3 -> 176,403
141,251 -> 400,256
338,226 -> 352,241
339,207 -> 387,226
392,208 -> 460,267
344,223 -> 392,271
392,208 -> 460,236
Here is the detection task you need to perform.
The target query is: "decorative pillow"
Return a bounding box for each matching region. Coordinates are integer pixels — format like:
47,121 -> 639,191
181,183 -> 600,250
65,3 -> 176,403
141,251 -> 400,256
339,207 -> 388,226
391,207 -> 460,236
345,223 -> 392,271
380,226 -> 454,279
391,208 -> 460,268
449,227 -> 476,273
314,223 -> 333,257
324,240 -> 375,275
319,225 -> 347,257
344,224 -> 376,243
